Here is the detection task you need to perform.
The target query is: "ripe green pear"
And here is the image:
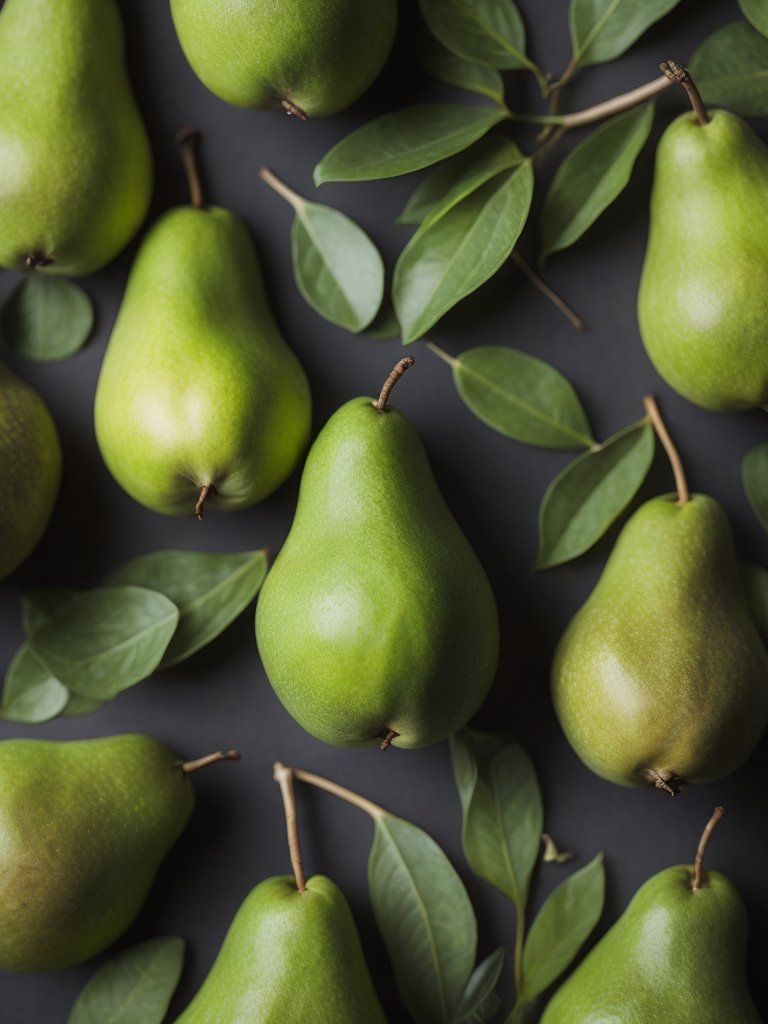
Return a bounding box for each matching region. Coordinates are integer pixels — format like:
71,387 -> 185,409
638,106 -> 768,411
170,0 -> 398,118
552,493 -> 768,792
0,360 -> 61,582
256,361 -> 499,749
0,0 -> 153,276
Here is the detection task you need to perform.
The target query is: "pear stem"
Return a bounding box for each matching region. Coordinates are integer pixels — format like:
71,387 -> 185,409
379,729 -> 399,750
25,254 -> 54,271
196,483 -> 217,521
510,251 -> 586,330
643,395 -> 690,506
273,763 -> 307,893
179,749 -> 241,774
692,806 -> 727,891
281,99 -> 309,121
290,766 -> 389,820
373,357 -> 415,412
660,61 -> 710,126
176,127 -> 205,209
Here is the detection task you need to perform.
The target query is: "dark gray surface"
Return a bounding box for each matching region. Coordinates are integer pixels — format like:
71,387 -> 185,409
2,0 -> 767,1020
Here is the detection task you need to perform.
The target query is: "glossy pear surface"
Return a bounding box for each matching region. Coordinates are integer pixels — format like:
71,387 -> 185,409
170,0 -> 397,117
0,734 -> 194,972
174,875 -> 388,1023
638,109 -> 768,411
0,0 -> 153,276
94,206 -> 311,516
0,361 -> 61,582
552,494 -> 768,789
256,396 -> 499,748
540,865 -> 761,1023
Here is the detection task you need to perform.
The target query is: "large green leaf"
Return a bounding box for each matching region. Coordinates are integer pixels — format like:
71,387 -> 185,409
540,102 -> 654,260
314,105 -> 508,184
422,41 -> 506,106
1,274 -> 93,361
419,0 -> 529,70
0,643 -> 69,723
739,0 -> 768,37
742,561 -> 768,646
689,22 -> 768,118
536,420 -> 654,570
106,549 -> 269,668
569,0 -> 683,65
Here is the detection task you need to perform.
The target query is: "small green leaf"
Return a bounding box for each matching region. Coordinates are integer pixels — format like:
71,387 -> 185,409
521,853 -> 605,1002
741,561 -> 768,646
540,102 -> 654,260
454,947 -> 505,1024
422,40 -> 506,105
0,643 -> 69,723
569,0 -> 683,65
1,274 -> 94,361
445,344 -> 595,450
419,0 -> 529,69
451,729 -> 543,909
369,814 -> 477,1024
67,936 -> 185,1024
743,442 -> 768,532
394,161 -> 533,342
61,692 -> 107,717
21,586 -> 78,635
314,105 -> 508,184
689,22 -> 768,118
739,0 -> 768,37
536,419 -> 655,570
30,586 -> 180,700
106,549 -> 269,669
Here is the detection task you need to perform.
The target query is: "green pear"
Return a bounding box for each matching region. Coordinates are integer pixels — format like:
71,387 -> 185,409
169,0 -> 398,119
256,358 -> 499,749
540,808 -> 761,1023
94,130 -> 311,518
638,63 -> 768,411
0,737 -> 239,972
0,360 -> 61,582
0,0 -> 153,276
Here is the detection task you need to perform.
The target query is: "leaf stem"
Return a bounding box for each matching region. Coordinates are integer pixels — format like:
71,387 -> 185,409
179,749 -> 241,773
259,166 -> 305,210
373,357 -> 415,411
290,766 -> 389,820
175,127 -> 205,209
514,905 -> 525,996
692,807 -> 726,891
273,762 -> 307,892
660,61 -> 709,126
511,251 -> 585,330
642,395 -> 689,506
425,341 -> 459,368
508,74 -> 672,127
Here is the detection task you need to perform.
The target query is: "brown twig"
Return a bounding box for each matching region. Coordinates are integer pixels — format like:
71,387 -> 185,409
660,61 -> 710,126
274,762 -> 307,892
692,807 -> 726,890
511,251 -> 586,330
291,766 -> 389,820
643,396 -> 690,506
373,357 -> 415,411
180,749 -> 241,773
175,127 -> 205,208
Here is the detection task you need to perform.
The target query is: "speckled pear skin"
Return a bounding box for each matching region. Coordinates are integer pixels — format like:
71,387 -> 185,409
540,866 -> 761,1024
169,0 -> 397,117
638,109 -> 768,411
0,735 -> 195,973
94,205 -> 311,517
0,0 -> 153,276
552,494 -> 768,789
255,396 -> 500,748
0,361 -> 61,582
175,875 -> 388,1023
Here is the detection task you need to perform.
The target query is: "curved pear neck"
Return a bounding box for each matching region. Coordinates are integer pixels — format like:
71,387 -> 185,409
660,61 -> 710,127
372,357 -> 415,412
692,806 -> 727,891
175,126 -> 206,209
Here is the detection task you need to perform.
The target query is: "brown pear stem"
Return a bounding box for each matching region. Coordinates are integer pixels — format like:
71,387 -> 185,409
176,127 -> 205,208
196,483 -> 217,521
290,766 -> 389,820
25,254 -> 54,271
179,749 -> 241,774
273,763 -> 307,892
692,806 -> 727,891
380,729 -> 399,750
643,396 -> 690,506
372,357 -> 415,412
510,251 -> 586,329
660,61 -> 710,126
281,99 -> 308,121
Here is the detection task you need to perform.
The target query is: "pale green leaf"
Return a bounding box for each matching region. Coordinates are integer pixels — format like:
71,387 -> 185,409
422,41 -> 506,105
453,947 -> 505,1024
739,0 -> 768,37
570,0 -> 683,65
1,274 -> 93,361
0,643 -> 69,723
419,0 -> 529,69
689,22 -> 768,118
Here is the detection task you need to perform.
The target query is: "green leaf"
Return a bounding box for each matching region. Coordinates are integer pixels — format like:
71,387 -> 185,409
106,549 -> 269,669
741,561 -> 768,646
21,586 -> 78,635
454,947 -> 505,1024
61,692 -> 107,717
451,729 -> 543,909
67,936 -> 185,1024
521,853 -> 605,1002
422,41 -> 506,105
536,419 -> 655,570
314,105 -> 508,184
394,161 -> 533,343
739,0 -> 768,37
444,344 -> 595,450
689,22 -> 768,118
743,441 -> 768,532
369,814 -> 477,1024
540,102 -> 654,260
1,274 -> 94,361
363,297 -> 402,339
30,586 -> 180,700
0,644 -> 69,723
419,0 -> 529,69
569,0 -> 682,65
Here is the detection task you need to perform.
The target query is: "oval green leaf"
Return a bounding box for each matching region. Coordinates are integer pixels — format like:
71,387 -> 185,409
67,936 -> 185,1024
394,161 -> 533,342
314,105 -> 508,184
30,585 -> 180,700
422,41 -> 506,106
107,549 -> 269,669
540,102 -> 654,260
446,344 -> 595,450
739,0 -> 768,37
536,419 -> 655,570
454,947 -> 504,1024
569,0 -> 683,65
521,853 -> 605,1002
419,0 -> 529,70
743,441 -> 768,532
21,585 -> 78,635
61,692 -> 108,717
1,274 -> 94,361
741,561 -> 768,646
0,643 -> 70,723
689,22 -> 768,117
369,814 -> 477,1024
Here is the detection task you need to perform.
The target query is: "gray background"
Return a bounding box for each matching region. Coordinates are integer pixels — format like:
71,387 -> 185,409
1,0 -> 767,1020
